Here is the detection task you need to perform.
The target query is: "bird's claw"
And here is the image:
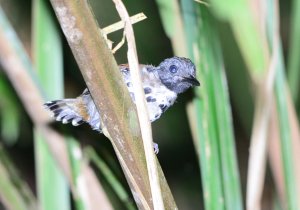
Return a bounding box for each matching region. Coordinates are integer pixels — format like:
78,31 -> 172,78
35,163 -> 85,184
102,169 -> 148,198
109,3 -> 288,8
153,143 -> 159,154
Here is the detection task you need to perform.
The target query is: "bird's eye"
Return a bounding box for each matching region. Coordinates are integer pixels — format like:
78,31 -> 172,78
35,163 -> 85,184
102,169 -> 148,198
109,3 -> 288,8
169,65 -> 178,73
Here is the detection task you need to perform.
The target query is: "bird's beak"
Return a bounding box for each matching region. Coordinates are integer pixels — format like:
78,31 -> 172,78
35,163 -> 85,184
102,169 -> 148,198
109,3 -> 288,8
182,76 -> 200,86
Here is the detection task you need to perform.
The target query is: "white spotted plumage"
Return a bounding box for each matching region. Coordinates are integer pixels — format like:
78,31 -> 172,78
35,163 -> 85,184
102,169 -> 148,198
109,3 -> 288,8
44,56 -> 200,133
123,65 -> 177,122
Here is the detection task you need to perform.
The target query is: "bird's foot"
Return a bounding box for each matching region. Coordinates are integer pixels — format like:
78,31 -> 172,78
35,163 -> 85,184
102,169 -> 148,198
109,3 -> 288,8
153,142 -> 159,154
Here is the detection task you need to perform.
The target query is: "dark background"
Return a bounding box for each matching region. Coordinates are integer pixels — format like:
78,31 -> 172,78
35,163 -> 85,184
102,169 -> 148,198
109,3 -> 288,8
0,0 -> 293,209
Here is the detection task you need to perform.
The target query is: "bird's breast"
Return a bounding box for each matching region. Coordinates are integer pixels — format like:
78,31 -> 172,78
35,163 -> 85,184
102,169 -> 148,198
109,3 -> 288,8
122,66 -> 177,122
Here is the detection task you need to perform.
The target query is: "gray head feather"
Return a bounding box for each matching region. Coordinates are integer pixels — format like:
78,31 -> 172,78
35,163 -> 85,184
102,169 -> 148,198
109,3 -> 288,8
157,57 -> 200,94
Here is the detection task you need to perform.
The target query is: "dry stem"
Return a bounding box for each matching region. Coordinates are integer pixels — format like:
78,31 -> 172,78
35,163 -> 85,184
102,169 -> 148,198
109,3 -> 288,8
111,0 -> 165,209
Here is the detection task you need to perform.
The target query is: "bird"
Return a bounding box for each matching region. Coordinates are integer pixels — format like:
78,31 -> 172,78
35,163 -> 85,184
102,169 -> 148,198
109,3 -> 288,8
44,57 -> 200,150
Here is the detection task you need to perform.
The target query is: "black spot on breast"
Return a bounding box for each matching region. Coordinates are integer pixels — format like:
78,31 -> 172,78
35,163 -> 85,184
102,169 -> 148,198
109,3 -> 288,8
154,114 -> 160,119
127,82 -> 132,87
159,104 -> 168,112
146,66 -> 154,72
144,87 -> 152,94
146,96 -> 156,102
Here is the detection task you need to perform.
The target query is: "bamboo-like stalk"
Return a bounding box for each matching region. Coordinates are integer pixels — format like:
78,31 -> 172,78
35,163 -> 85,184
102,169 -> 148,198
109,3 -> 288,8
48,0 -> 176,209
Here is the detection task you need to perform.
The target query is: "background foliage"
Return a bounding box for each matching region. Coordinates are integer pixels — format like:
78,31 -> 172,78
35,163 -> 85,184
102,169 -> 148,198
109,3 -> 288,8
0,0 -> 299,209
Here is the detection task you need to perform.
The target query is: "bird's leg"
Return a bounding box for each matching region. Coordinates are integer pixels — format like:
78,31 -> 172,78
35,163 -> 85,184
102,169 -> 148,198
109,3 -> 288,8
153,142 -> 159,154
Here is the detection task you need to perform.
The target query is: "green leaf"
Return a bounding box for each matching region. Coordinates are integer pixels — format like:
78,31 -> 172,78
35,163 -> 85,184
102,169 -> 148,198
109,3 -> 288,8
266,0 -> 300,209
287,0 -> 300,106
0,144 -> 38,210
210,0 -> 267,78
32,1 -> 70,210
182,2 -> 243,210
0,76 -> 20,145
85,147 -> 135,210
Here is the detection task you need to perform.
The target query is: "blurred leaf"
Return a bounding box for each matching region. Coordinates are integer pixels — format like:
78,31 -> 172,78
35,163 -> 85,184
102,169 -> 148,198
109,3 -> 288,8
287,0 -> 300,105
274,45 -> 299,210
67,138 -> 86,210
32,0 -> 70,210
210,0 -> 268,78
0,144 -> 38,210
267,0 -> 300,209
85,147 -> 136,210
0,75 -> 20,144
154,0 -> 178,39
182,2 -> 243,210
155,0 -> 187,56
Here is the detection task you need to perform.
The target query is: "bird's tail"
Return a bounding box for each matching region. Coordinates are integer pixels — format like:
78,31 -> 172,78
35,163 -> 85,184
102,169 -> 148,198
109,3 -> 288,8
44,99 -> 85,126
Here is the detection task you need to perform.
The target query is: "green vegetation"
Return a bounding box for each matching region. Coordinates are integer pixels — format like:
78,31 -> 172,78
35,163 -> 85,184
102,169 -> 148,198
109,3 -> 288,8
0,0 -> 298,209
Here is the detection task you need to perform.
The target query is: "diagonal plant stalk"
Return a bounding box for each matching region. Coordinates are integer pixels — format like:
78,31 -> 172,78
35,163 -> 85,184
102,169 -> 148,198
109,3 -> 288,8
48,0 -> 176,209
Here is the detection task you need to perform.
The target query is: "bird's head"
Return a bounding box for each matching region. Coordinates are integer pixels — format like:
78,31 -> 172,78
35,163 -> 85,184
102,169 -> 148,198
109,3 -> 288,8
157,57 -> 200,94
